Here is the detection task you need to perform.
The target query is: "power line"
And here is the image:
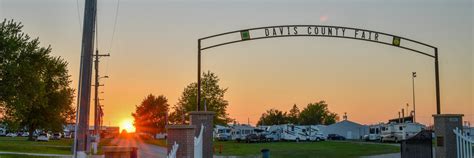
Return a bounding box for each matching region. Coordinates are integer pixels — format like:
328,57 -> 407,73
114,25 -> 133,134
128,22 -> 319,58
105,0 -> 121,76
109,0 -> 121,53
75,0 -> 82,32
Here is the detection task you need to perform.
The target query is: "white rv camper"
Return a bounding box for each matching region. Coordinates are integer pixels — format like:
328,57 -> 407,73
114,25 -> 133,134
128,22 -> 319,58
307,125 -> 326,141
364,123 -> 383,141
230,125 -> 255,141
281,124 -> 309,141
262,125 -> 284,141
214,125 -> 232,141
381,122 -> 424,142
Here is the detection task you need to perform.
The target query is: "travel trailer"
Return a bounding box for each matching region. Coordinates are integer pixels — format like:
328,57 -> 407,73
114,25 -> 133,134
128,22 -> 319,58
263,125 -> 284,141
261,124 -> 325,142
381,122 -> 425,142
364,123 -> 384,141
214,125 -> 232,141
280,124 -> 307,141
229,125 -> 255,141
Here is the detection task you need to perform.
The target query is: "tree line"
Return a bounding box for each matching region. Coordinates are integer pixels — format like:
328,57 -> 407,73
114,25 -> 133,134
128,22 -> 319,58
132,72 -> 340,135
257,101 -> 339,126
0,19 -> 75,140
132,71 -> 232,134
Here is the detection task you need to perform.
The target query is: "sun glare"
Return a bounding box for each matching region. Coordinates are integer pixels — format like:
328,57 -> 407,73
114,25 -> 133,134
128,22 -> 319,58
120,119 -> 136,133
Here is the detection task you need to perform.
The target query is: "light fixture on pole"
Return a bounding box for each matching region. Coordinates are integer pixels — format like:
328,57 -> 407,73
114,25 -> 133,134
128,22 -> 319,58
412,72 -> 417,123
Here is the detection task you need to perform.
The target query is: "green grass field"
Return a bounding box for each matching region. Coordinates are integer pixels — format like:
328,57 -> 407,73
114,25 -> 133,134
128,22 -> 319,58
0,154 -> 53,158
0,137 -> 72,155
214,141 -> 400,158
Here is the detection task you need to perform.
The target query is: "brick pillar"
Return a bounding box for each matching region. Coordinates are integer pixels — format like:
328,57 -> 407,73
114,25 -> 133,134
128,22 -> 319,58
167,125 -> 196,158
433,114 -> 463,158
189,111 -> 215,158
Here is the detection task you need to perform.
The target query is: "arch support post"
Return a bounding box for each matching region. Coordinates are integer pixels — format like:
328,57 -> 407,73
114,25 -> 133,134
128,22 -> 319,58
434,48 -> 441,114
197,39 -> 202,111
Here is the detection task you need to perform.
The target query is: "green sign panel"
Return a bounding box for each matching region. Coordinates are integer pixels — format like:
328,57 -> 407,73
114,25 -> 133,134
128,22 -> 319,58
241,30 -> 250,40
392,36 -> 401,46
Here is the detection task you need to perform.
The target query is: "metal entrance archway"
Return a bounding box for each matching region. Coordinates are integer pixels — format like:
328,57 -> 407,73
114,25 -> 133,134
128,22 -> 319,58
196,25 -> 440,114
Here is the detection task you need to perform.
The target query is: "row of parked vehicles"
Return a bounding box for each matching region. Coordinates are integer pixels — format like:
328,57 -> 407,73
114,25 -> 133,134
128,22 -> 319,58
214,124 -> 327,143
0,129 -> 73,141
215,121 -> 426,143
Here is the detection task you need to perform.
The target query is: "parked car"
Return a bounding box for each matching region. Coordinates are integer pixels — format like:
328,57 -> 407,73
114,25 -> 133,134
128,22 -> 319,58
264,131 -> 280,142
52,133 -> 62,140
155,133 -> 167,139
327,134 -> 346,140
37,133 -> 50,141
311,133 -> 327,141
6,133 -> 17,137
259,132 -> 275,142
245,134 -> 260,143
216,133 -> 231,141
63,132 -> 72,139
363,134 -> 370,141
21,132 -> 29,137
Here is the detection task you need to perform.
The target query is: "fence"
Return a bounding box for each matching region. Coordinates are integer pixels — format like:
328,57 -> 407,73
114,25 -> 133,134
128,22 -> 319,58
453,127 -> 473,158
167,142 -> 179,158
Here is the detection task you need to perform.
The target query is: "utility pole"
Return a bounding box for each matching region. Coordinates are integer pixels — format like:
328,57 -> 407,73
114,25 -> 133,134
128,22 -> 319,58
398,111 -> 401,123
406,103 -> 409,118
94,50 -> 109,140
74,0 -> 97,156
401,108 -> 405,123
412,72 -> 417,123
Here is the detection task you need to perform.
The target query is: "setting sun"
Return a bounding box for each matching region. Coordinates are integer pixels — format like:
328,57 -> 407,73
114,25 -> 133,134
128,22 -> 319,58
120,119 -> 136,133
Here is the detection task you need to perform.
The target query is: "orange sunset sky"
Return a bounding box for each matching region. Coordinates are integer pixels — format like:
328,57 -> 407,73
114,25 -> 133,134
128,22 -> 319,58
1,0 -> 472,129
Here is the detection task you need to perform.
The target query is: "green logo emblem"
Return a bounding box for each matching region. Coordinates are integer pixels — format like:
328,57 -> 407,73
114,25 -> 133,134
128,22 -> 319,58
241,30 -> 250,40
392,36 -> 401,46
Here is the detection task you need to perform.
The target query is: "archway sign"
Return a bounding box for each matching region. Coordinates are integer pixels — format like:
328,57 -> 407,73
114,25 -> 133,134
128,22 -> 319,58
196,25 -> 440,114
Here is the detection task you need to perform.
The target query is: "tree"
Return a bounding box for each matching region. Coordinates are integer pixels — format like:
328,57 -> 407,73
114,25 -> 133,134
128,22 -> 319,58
132,94 -> 169,134
257,109 -> 288,126
169,71 -> 231,125
0,19 -> 75,140
299,101 -> 339,125
287,104 -> 300,124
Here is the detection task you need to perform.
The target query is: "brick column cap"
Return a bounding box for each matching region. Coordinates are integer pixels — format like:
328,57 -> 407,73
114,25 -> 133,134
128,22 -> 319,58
166,124 -> 196,129
189,111 -> 215,115
432,114 -> 464,118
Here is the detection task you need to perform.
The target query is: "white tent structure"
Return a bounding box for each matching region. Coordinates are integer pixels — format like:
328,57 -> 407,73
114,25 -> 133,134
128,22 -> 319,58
322,120 -> 369,140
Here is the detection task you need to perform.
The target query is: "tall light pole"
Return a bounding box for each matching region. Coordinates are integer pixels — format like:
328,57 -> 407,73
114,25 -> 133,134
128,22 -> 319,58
412,72 -> 417,123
